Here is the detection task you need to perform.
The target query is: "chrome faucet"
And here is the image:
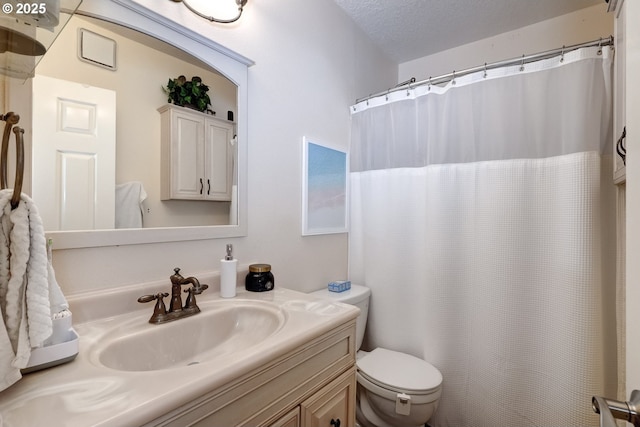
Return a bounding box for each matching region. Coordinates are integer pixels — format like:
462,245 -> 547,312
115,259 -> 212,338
138,268 -> 209,324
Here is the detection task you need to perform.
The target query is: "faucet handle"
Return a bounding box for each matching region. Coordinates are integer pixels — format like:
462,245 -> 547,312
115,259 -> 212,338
137,292 -> 169,302
138,292 -> 169,324
183,282 -> 209,309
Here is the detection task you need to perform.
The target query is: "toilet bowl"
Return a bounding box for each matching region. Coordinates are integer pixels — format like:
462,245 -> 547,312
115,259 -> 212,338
356,348 -> 442,427
310,285 -> 443,427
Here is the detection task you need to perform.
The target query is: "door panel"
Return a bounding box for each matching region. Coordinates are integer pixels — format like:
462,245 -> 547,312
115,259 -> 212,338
32,75 -> 116,231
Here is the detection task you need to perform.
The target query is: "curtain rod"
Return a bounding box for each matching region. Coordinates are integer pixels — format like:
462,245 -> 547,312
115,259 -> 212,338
355,36 -> 614,105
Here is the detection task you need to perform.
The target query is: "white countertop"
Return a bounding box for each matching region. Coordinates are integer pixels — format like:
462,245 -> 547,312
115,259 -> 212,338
0,287 -> 358,427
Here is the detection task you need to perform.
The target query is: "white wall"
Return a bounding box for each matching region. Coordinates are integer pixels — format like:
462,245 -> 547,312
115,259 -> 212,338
21,1 -> 616,299
47,0 -> 397,295
399,3 -> 612,84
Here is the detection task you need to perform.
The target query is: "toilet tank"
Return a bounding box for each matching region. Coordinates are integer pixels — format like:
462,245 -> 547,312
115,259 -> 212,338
310,284 -> 370,350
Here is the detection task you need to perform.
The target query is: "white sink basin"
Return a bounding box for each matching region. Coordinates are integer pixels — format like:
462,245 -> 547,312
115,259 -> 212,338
0,288 -> 361,427
92,300 -> 286,371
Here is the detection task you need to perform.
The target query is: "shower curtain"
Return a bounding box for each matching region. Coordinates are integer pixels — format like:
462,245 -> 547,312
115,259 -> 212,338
349,46 -> 617,427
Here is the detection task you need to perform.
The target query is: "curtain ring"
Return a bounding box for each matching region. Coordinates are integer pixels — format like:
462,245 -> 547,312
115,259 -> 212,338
597,37 -> 603,55
519,54 -> 525,72
428,76 -> 432,91
385,89 -> 390,101
452,70 -> 456,85
407,83 -> 412,96
560,45 -> 565,63
483,63 -> 487,78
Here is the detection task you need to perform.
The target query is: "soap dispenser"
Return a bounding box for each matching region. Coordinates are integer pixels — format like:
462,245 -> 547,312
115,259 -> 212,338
220,244 -> 237,298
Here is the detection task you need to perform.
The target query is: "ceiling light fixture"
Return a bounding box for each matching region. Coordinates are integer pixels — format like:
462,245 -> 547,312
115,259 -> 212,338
171,0 -> 248,24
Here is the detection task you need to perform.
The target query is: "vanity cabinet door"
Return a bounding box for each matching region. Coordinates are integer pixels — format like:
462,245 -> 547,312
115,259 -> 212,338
159,104 -> 233,200
300,368 -> 356,427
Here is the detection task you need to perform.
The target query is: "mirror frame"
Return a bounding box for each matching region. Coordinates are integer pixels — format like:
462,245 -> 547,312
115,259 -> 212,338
45,0 -> 252,249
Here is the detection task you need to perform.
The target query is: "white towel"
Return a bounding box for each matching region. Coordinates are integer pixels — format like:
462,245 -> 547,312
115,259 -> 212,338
0,189 -> 55,392
46,239 -> 68,316
115,181 -> 147,229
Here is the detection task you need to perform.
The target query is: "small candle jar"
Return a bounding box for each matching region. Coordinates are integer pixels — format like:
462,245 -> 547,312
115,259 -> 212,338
245,264 -> 274,292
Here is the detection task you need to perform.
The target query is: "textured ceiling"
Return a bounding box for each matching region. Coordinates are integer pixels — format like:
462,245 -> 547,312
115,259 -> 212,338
333,0 -> 604,63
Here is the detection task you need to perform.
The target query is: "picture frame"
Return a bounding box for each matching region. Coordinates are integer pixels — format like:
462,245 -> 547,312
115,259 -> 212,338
302,137 -> 349,235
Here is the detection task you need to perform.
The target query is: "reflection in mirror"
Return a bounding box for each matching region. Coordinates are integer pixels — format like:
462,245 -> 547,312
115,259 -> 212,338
32,14 -> 239,231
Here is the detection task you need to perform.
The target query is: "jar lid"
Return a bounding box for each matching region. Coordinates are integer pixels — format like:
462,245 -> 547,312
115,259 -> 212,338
249,263 -> 271,273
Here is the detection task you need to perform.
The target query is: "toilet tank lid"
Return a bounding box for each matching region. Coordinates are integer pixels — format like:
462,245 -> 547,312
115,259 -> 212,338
357,348 -> 442,393
310,284 -> 370,304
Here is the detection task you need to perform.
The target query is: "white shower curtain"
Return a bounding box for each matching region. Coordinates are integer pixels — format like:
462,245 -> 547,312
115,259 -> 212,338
349,46 -> 617,427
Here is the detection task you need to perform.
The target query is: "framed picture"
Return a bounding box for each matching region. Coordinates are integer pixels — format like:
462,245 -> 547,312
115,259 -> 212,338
302,137 -> 348,235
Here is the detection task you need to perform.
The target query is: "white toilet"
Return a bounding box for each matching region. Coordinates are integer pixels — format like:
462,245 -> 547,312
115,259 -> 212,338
311,284 -> 443,427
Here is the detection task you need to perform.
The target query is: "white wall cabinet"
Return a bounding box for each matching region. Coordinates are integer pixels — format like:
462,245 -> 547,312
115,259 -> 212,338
609,0 -> 640,397
159,104 -> 234,201
613,0 -> 627,184
621,0 -> 640,393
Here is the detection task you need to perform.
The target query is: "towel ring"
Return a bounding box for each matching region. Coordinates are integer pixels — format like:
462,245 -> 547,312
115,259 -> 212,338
1,112 -> 25,210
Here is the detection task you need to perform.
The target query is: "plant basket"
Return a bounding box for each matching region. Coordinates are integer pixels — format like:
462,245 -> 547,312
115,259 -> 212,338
163,75 -> 212,113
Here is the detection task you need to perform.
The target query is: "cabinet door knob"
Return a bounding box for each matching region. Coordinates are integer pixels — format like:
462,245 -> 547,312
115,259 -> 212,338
330,419 -> 341,427
207,178 -> 211,195
199,178 -> 203,194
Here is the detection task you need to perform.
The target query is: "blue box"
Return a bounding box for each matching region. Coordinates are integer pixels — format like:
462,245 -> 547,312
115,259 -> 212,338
328,280 -> 351,292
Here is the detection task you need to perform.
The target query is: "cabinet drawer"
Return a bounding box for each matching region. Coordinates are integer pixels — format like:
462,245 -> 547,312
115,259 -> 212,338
269,407 -> 300,427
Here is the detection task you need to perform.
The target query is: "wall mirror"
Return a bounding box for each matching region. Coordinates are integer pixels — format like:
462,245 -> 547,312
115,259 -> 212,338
32,0 -> 251,249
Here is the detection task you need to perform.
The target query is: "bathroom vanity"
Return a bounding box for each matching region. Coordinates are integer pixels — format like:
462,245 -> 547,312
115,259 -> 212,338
0,284 -> 358,427
151,323 -> 356,427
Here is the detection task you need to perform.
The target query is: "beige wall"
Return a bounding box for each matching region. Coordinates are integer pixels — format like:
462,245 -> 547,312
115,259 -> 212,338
399,4 -> 613,84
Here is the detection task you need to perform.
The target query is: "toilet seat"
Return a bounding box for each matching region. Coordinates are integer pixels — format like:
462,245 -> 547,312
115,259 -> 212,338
357,348 -> 442,395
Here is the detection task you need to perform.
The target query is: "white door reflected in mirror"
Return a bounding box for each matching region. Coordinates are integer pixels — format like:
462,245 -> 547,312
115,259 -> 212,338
32,75 -> 116,231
